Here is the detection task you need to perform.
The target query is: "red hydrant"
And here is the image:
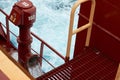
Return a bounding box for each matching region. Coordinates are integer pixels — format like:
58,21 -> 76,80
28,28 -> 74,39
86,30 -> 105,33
9,0 -> 38,69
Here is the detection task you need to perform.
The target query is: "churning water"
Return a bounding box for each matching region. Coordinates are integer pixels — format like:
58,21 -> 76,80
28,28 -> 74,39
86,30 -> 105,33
0,0 -> 79,73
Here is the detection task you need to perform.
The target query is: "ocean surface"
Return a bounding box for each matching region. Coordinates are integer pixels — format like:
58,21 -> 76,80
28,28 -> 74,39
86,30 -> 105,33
0,0 -> 79,74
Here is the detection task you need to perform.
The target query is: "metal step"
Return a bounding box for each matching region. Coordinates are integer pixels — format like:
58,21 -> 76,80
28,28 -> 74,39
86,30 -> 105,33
37,48 -> 119,80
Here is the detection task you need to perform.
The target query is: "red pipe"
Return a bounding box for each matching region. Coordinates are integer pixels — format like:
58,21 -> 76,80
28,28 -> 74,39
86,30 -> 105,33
17,24 -> 33,68
9,0 -> 38,69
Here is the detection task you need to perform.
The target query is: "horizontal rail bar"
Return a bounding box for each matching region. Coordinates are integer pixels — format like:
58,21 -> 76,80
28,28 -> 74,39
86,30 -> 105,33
31,32 -> 65,61
79,13 -> 120,42
72,23 -> 91,35
31,48 -> 55,69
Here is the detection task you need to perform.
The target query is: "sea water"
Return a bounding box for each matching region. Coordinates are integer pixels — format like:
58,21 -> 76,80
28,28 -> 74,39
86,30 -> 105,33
0,0 -> 79,73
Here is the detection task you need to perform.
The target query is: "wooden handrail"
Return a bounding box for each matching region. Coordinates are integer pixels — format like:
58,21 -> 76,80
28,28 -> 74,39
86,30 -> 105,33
66,0 -> 96,60
115,64 -> 120,80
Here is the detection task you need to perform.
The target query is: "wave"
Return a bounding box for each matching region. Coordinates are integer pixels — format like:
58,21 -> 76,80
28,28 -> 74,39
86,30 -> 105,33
0,0 -> 18,9
44,0 -> 77,10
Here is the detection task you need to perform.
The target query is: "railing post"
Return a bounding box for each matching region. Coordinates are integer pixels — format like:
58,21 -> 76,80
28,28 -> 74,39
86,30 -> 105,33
39,42 -> 44,67
85,0 -> 96,47
6,17 -> 10,47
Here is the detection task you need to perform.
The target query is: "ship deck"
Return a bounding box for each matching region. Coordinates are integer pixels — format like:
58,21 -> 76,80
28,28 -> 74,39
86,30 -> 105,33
0,51 -> 33,80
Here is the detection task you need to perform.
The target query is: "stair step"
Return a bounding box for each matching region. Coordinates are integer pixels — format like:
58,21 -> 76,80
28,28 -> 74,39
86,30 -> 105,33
37,48 -> 119,80
71,54 -> 107,78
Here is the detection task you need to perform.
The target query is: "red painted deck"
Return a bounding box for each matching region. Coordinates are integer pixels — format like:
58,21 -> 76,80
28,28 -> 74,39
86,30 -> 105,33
0,50 -> 35,80
37,48 -> 118,80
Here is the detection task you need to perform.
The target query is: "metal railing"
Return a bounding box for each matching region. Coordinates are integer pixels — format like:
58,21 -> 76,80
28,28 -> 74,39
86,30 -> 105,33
65,0 -> 96,60
31,32 -> 65,67
0,9 -> 10,47
0,9 -> 65,72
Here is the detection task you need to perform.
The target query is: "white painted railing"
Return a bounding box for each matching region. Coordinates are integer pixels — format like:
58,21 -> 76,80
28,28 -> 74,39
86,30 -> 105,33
66,0 -> 96,60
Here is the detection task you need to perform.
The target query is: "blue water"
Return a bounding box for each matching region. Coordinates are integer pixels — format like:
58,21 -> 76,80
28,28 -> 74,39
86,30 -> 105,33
0,0 -> 79,72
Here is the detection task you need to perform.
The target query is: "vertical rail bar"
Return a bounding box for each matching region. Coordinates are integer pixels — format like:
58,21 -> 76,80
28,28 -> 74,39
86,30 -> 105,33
0,22 -> 5,38
39,42 -> 44,67
85,0 -> 96,46
6,17 -> 10,47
